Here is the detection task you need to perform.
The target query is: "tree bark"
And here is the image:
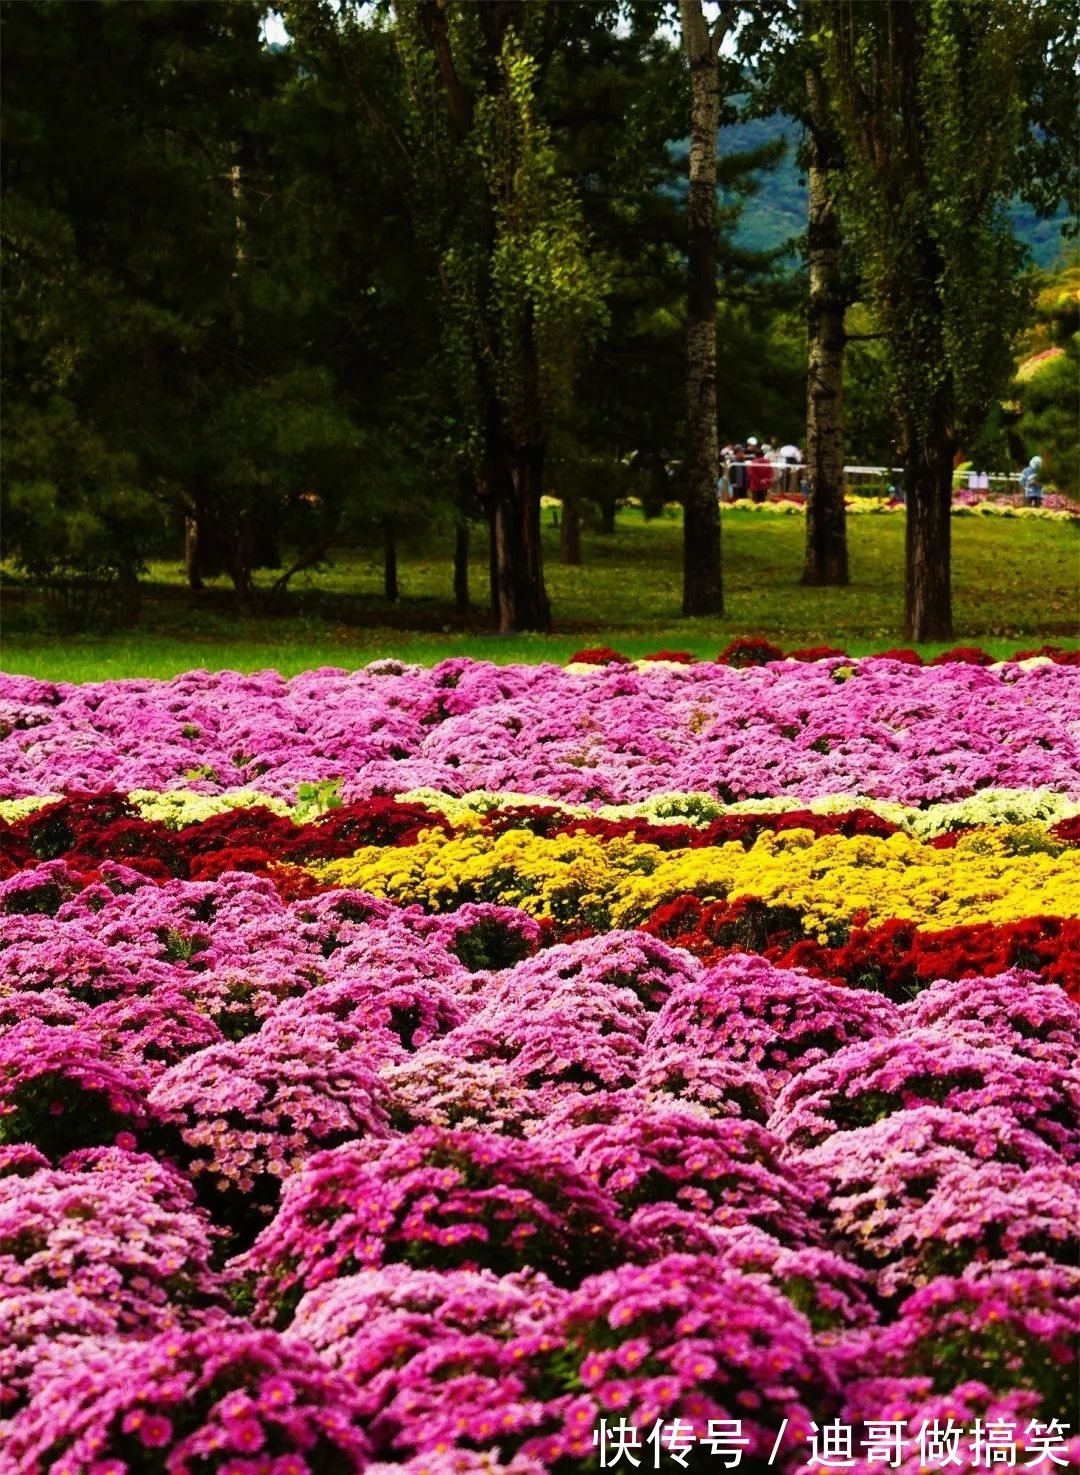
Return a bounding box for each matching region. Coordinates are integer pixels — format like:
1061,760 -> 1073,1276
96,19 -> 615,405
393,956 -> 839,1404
483,417 -> 551,634
599,496 -> 616,535
116,564 -> 141,627
904,428 -> 954,642
383,517 -> 399,604
680,0 -> 724,617
801,53 -> 849,587
492,446 -> 550,634
486,503 -> 500,622
560,498 -> 582,565
184,482 -> 226,591
454,518 -> 470,613
184,516 -> 205,591
515,441 -> 550,631
226,524 -> 257,616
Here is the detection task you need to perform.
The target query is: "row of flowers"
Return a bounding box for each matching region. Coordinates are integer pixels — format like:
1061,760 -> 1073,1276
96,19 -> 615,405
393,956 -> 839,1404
633,494 -> 1080,517
3,656 -> 1079,807
4,785 -> 1078,871
304,815 -> 1080,936
724,496 -> 1079,519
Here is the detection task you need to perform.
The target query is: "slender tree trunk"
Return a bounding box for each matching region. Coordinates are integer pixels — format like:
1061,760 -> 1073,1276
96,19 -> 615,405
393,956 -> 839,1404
116,564 -> 141,627
383,517 -> 399,603
516,441 -> 550,631
904,429 -> 954,642
184,480 -> 225,591
599,496 -> 616,535
680,0 -> 724,617
454,519 -> 470,614
184,516 -> 205,591
484,426 -> 551,635
226,524 -> 257,616
560,498 -> 582,565
487,503 -> 499,622
801,56 -> 849,587
492,496 -> 516,635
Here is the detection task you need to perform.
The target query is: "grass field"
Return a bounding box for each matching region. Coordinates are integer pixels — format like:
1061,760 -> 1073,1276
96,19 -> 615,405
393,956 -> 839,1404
2,507 -> 1077,681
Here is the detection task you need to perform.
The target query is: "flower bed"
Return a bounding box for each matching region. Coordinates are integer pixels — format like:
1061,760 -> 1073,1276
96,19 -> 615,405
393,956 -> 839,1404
723,494 -> 1080,519
1,654 -> 1077,1472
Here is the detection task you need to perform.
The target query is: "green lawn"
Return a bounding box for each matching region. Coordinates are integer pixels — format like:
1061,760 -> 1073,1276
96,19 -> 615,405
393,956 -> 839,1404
3,507 -> 1077,681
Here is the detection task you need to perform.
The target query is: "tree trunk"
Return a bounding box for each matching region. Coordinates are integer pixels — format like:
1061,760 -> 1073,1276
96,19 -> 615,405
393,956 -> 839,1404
801,55 -> 849,588
383,517 -> 399,603
226,525 -> 257,616
116,563 -> 141,627
491,444 -> 550,634
184,516 -> 205,591
515,442 -> 550,631
560,498 -> 582,565
487,504 -> 500,623
680,0 -> 723,617
904,430 -> 954,642
184,483 -> 226,591
483,421 -> 551,634
599,496 -> 616,535
454,519 -> 470,613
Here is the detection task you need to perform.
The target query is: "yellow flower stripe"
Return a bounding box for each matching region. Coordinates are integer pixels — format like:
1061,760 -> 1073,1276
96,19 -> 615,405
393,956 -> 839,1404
307,819 -> 1080,936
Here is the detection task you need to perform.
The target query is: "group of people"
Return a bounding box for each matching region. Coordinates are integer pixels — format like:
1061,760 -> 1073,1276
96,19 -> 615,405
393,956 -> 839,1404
719,437 -> 803,503
718,443 -> 1047,507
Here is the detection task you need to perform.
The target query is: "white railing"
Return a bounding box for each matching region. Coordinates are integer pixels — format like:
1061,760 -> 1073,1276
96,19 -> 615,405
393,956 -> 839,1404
722,463 -> 1026,499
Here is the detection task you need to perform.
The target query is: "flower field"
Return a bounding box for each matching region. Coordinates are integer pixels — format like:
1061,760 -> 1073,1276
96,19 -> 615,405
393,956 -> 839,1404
1,648 -> 1078,1474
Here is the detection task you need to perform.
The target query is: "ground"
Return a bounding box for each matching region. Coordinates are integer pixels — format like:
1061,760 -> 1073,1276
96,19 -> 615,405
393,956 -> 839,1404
2,506 -> 1077,680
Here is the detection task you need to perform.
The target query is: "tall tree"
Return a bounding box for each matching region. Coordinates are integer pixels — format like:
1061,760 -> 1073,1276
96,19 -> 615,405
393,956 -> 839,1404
800,1 -> 848,586
1,1 -> 363,621
820,0 -> 1071,640
738,0 -> 851,586
0,1 -> 255,621
391,0 -> 607,634
679,0 -> 731,617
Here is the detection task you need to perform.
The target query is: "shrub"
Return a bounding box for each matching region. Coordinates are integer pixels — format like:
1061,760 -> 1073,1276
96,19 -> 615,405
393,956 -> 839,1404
716,637 -> 785,667
238,1128 -> 631,1327
1,1322 -> 370,1475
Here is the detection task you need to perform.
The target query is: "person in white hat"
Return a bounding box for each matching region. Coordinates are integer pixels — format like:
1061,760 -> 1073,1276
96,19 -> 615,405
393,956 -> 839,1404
1019,456 -> 1043,507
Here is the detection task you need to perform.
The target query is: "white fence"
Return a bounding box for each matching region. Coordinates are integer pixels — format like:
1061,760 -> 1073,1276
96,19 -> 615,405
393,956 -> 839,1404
723,463 -> 1025,499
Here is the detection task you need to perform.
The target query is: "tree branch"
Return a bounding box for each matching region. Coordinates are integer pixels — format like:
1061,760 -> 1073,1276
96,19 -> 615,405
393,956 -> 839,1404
265,537 -> 334,609
418,0 -> 473,136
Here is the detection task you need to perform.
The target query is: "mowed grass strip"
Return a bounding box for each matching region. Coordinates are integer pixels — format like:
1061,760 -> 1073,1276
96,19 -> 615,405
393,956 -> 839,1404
3,509 -> 1077,682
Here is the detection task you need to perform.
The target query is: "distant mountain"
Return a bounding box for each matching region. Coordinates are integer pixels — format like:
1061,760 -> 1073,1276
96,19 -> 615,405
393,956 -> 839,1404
718,112 -> 1074,270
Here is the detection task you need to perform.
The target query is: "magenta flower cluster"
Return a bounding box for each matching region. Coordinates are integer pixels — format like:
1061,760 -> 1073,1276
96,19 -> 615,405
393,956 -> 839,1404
3,656 -> 1079,804
0,1321 -> 371,1475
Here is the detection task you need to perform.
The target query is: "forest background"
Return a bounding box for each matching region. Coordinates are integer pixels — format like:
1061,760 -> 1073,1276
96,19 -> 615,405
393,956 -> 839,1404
2,0 -> 1077,654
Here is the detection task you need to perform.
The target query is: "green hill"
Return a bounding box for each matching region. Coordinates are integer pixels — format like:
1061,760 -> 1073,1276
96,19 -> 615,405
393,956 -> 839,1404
719,113 -> 1074,270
